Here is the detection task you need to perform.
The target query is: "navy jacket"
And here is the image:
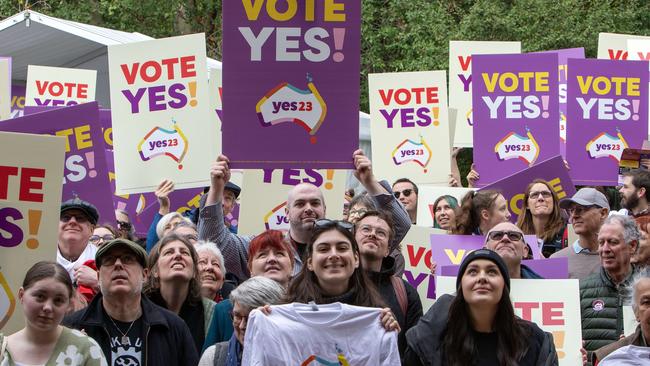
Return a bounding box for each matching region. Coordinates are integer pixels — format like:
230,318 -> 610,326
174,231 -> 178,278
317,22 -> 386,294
63,293 -> 199,365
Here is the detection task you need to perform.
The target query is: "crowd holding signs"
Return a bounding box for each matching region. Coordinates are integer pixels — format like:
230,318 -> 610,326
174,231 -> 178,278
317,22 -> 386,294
1,1 -> 650,365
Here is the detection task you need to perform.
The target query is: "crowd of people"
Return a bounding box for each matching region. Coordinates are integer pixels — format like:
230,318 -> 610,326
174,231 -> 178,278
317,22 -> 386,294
2,149 -> 650,365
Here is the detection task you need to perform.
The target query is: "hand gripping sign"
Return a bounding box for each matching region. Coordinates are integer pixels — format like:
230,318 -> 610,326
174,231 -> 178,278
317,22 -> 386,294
256,74 -> 327,144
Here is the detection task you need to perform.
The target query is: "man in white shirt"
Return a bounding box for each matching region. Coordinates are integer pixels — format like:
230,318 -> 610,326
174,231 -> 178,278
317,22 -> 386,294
57,197 -> 100,291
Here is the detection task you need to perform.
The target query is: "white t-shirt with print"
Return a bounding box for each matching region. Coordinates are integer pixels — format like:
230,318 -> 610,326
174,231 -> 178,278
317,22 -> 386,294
242,302 -> 400,366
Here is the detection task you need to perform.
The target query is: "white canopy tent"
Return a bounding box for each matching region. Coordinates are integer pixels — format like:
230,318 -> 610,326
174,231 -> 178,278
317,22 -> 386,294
0,10 -> 372,186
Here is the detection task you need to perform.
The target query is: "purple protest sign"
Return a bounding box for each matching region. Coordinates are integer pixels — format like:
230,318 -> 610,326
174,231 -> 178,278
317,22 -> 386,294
479,155 -> 576,223
0,102 -> 114,222
430,233 -> 542,269
105,149 -> 154,235
472,53 -> 560,186
100,109 -> 113,150
567,59 -> 649,186
535,48 -> 585,158
440,257 -> 569,279
222,2 -> 360,169
10,85 -> 24,119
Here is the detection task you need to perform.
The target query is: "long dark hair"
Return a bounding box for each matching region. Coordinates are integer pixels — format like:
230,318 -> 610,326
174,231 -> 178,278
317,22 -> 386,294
442,277 -> 529,365
286,222 -> 385,308
453,190 -> 501,235
145,233 -> 202,304
517,179 -> 565,241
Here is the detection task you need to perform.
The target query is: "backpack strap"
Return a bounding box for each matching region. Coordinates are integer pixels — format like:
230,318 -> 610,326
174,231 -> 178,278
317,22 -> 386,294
390,276 -> 408,317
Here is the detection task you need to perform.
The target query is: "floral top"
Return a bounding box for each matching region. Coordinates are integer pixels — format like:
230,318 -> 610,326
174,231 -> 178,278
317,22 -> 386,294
1,327 -> 107,366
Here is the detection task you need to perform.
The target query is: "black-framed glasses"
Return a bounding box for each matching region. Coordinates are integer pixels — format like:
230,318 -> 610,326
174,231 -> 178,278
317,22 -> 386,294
314,219 -> 353,232
89,234 -> 115,244
529,191 -> 552,199
101,253 -> 138,267
487,231 -> 524,242
393,189 -> 413,199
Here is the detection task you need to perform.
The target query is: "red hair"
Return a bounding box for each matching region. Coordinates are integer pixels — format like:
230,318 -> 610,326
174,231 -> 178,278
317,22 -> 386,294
247,230 -> 295,272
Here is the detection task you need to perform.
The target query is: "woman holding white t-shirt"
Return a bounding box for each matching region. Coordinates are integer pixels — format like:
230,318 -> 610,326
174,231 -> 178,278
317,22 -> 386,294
240,220 -> 401,365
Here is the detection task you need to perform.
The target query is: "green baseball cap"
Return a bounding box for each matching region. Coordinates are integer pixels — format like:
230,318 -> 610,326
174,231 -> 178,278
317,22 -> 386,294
95,239 -> 147,268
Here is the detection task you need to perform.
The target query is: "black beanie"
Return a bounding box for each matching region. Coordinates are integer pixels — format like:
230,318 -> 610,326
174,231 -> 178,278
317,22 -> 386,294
456,249 -> 510,291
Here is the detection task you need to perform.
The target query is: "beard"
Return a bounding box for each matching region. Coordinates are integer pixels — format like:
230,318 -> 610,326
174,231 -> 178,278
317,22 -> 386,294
623,191 -> 640,211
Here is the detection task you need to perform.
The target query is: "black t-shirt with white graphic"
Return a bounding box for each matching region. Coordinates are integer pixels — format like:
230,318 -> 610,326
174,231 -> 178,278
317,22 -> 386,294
103,309 -> 145,366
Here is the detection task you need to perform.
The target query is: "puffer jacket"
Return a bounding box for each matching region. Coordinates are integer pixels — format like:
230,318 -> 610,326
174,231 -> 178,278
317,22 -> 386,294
579,266 -> 636,353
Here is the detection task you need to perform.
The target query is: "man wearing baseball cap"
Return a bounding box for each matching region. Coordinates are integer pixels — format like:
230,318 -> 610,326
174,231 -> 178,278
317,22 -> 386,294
57,197 -> 100,290
64,239 -> 199,365
551,187 -> 610,279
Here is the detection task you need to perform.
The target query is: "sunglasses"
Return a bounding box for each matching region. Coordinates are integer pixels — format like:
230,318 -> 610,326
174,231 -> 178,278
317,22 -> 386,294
487,230 -> 523,242
393,189 -> 413,199
60,213 -> 89,223
529,191 -> 552,199
566,205 -> 599,216
313,219 -> 353,232
100,253 -> 138,267
117,220 -> 132,230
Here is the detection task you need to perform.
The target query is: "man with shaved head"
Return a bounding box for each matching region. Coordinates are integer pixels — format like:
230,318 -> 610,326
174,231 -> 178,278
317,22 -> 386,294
198,152 -> 411,282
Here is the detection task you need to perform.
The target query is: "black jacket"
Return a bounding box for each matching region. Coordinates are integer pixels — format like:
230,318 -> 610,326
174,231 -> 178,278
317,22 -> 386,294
63,293 -> 199,365
367,256 -> 422,356
404,294 -> 558,366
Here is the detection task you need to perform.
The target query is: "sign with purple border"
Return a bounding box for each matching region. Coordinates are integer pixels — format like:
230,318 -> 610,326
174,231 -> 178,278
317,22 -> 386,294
222,1 -> 361,169
472,53 -> 560,186
440,257 -> 569,279
479,155 -> 576,223
0,103 -> 114,222
567,58 -> 649,186
430,233 -> 541,269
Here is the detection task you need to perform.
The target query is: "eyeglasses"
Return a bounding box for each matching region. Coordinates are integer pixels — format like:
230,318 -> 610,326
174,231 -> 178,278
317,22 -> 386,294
100,253 -> 138,267
90,234 -> 115,244
487,230 -> 524,242
529,191 -> 552,199
60,213 -> 89,223
567,205 -> 599,216
314,219 -> 353,232
393,189 -> 413,199
348,208 -> 368,218
229,311 -> 248,326
358,224 -> 389,240
117,221 -> 132,231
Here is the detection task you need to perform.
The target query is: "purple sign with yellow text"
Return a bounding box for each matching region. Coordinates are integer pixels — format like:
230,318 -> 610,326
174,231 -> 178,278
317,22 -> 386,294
472,53 -> 560,186
0,103 -> 114,222
567,58 -> 649,185
222,1 -> 361,169
480,155 -> 575,223
441,257 -> 569,279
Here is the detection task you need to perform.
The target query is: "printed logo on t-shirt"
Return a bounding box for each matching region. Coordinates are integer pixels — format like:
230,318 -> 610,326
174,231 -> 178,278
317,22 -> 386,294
301,344 -> 350,366
110,336 -> 142,366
